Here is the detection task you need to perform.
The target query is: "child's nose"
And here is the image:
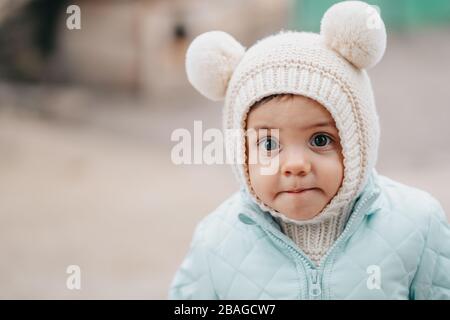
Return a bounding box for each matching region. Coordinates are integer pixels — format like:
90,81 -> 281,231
281,150 -> 312,177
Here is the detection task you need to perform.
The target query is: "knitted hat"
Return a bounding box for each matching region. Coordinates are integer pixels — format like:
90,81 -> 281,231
185,1 -> 386,226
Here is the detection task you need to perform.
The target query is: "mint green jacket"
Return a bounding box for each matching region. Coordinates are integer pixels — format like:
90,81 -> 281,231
169,172 -> 450,299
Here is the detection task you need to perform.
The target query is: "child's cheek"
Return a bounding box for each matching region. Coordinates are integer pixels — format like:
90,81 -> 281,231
248,164 -> 263,193
249,164 -> 277,201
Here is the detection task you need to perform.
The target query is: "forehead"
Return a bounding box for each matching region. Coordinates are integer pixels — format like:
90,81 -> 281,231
246,95 -> 336,129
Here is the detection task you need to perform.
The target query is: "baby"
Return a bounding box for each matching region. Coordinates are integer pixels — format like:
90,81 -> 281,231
170,1 -> 450,299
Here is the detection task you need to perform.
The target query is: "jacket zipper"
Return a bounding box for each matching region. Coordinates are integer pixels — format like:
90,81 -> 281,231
309,269 -> 321,299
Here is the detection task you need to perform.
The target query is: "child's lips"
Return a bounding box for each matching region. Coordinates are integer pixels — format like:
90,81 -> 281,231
282,187 -> 317,195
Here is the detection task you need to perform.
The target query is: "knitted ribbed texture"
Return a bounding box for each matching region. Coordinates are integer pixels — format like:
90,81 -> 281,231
278,209 -> 350,266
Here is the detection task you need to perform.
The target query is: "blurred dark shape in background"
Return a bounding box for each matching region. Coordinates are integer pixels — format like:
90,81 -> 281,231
0,0 -> 289,98
0,0 -> 69,82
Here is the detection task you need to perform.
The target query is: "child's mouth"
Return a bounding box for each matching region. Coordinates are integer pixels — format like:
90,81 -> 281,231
284,188 -> 316,194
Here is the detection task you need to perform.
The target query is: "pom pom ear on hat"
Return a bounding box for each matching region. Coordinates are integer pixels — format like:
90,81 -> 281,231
320,1 -> 387,69
185,31 -> 246,101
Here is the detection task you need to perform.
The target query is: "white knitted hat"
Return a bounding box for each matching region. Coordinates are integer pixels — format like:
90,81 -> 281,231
185,1 -> 386,225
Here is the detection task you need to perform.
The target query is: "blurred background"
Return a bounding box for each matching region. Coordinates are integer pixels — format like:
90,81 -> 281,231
0,0 -> 449,299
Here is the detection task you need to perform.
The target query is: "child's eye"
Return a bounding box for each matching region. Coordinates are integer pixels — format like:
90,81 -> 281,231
258,136 -> 279,151
310,133 -> 333,148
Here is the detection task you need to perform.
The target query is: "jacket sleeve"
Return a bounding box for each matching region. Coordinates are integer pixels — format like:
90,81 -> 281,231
410,198 -> 450,300
169,220 -> 218,299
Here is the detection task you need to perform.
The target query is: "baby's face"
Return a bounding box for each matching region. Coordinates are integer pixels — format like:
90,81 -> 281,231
246,95 -> 344,221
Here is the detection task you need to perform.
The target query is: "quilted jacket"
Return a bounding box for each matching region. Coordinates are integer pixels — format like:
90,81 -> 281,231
169,171 -> 450,299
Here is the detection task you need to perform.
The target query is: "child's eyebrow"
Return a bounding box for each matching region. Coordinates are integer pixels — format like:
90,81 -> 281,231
250,125 -> 277,130
251,120 -> 336,131
300,120 -> 336,130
